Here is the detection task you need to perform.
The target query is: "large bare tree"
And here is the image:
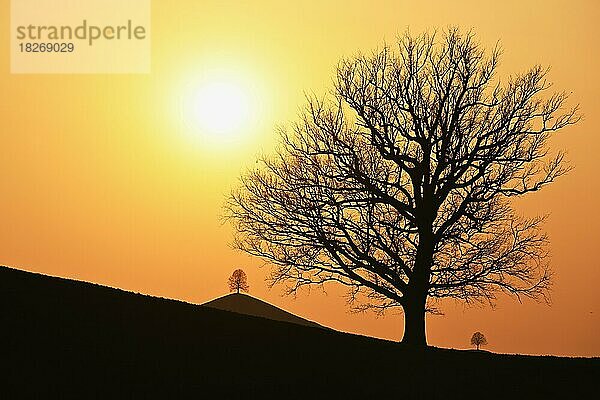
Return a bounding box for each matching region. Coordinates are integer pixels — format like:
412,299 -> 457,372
225,29 -> 579,345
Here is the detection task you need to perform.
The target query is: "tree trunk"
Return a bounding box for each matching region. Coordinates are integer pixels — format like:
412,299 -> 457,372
401,296 -> 427,346
402,225 -> 433,347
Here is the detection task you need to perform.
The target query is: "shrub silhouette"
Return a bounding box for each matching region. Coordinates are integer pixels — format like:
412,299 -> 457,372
471,332 -> 488,350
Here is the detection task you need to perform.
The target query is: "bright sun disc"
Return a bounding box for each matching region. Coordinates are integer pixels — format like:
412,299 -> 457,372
191,81 -> 250,139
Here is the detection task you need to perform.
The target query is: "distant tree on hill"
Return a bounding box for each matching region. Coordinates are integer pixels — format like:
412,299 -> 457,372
228,269 -> 250,294
471,332 -> 488,350
226,27 -> 579,346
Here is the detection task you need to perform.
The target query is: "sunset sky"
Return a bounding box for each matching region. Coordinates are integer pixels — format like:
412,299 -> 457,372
1,0 -> 599,356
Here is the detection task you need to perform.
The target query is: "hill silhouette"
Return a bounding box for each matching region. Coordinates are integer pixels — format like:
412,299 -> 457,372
0,265 -> 597,399
203,293 -> 324,328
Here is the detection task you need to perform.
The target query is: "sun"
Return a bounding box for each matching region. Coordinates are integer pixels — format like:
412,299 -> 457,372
178,73 -> 258,146
192,81 -> 250,138
176,66 -> 267,148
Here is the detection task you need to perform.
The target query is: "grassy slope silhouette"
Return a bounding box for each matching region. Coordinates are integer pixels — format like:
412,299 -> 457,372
1,265 -> 597,399
203,292 -> 324,328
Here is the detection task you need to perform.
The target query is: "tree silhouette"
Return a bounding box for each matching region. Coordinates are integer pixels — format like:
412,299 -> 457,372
228,269 -> 249,294
226,28 -> 579,345
471,332 -> 488,350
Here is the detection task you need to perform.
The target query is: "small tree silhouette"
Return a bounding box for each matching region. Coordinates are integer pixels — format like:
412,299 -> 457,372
228,269 -> 249,294
471,332 -> 488,350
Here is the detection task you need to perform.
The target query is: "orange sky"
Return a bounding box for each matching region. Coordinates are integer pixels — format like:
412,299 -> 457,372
1,0 -> 599,356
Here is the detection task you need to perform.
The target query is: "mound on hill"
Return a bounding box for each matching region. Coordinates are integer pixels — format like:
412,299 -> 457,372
203,292 -> 324,328
0,265 -> 597,399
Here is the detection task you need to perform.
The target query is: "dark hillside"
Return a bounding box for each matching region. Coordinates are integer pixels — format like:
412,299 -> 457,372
0,266 -> 597,399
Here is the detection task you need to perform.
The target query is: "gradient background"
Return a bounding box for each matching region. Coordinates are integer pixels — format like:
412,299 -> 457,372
1,0 -> 598,356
